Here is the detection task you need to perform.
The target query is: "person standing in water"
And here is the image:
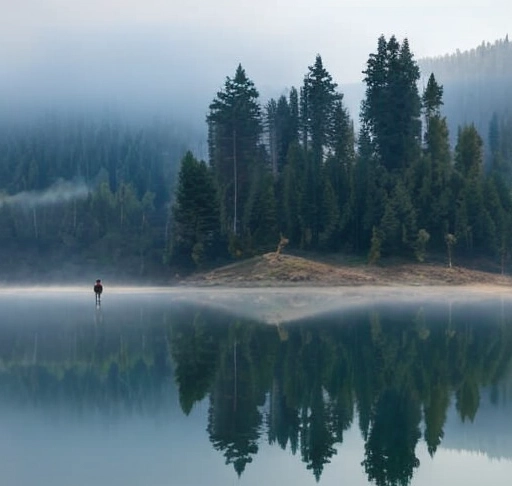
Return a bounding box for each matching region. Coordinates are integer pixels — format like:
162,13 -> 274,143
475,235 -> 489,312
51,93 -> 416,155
94,279 -> 103,305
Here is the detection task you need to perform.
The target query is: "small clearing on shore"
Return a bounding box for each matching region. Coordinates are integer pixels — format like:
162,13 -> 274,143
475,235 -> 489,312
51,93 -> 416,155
183,253 -> 512,287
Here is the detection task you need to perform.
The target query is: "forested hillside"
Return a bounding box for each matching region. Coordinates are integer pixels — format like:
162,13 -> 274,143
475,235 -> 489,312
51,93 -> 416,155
0,115 -> 192,280
419,36 -> 512,156
2,35 -> 512,281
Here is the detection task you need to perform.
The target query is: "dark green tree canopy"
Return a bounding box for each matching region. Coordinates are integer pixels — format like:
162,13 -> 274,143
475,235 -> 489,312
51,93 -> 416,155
422,73 -> 444,120
170,151 -> 221,268
207,64 -> 263,238
362,35 -> 421,172
302,54 -> 343,164
208,64 -> 262,141
455,124 -> 484,177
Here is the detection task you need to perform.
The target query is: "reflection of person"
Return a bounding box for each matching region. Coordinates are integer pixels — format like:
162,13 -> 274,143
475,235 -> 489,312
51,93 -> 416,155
94,279 -> 103,305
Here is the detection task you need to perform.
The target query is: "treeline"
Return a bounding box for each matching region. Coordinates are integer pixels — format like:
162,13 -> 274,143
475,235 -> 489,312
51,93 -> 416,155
419,36 -> 512,149
170,35 -> 512,270
3,35 -> 512,278
3,300 -> 512,483
421,36 -> 512,82
0,115 -> 191,278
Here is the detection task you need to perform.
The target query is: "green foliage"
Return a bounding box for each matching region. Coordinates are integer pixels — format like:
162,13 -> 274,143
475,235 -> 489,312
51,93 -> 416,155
318,177 -> 340,249
0,114 -> 187,277
419,36 -> 512,144
362,35 -> 421,172
265,92 -> 299,176
422,73 -> 444,121
170,151 -> 221,269
280,142 -> 309,248
302,55 -> 343,164
4,34 -> 512,277
455,124 -> 484,177
207,64 -> 262,237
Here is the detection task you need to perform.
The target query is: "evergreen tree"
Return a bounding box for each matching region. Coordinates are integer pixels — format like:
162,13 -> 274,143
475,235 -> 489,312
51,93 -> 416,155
207,65 -> 262,237
169,151 -> 221,268
281,142 -> 306,246
361,35 -> 422,172
299,55 -> 349,248
318,176 -> 340,250
242,166 -> 279,253
453,125 -> 487,253
324,100 -> 356,250
288,87 -> 300,145
454,124 -> 483,178
354,124 -> 384,252
415,74 -> 452,248
422,73 -> 444,129
265,94 -> 299,178
302,55 -> 343,165
265,98 -> 279,177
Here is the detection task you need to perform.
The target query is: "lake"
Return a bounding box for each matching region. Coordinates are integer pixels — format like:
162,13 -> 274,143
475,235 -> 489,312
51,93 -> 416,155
2,286 -> 512,486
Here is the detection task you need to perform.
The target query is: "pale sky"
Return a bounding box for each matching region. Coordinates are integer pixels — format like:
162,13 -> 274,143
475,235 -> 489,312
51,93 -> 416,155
1,0 -> 510,120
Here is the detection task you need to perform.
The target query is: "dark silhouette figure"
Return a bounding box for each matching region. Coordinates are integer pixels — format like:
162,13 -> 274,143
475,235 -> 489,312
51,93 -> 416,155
94,279 -> 103,305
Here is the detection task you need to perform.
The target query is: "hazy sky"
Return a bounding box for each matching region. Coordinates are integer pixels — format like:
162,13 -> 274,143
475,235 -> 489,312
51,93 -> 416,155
1,0 -> 510,119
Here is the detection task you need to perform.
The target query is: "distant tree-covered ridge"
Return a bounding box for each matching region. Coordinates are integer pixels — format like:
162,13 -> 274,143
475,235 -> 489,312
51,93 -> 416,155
419,36 -> 512,151
2,35 -> 512,279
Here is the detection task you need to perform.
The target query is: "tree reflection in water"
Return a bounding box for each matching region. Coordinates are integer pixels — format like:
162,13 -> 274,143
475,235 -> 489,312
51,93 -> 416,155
1,296 -> 512,485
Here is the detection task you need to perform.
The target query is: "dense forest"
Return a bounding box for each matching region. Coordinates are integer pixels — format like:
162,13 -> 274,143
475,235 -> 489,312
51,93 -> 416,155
419,36 -> 512,149
2,298 -> 512,483
2,35 -> 512,279
0,115 -> 193,279
171,35 -> 512,271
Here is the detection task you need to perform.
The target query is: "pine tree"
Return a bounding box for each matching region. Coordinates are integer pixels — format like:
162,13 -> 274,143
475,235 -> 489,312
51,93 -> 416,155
302,55 -> 342,165
453,125 -> 486,252
265,98 -> 279,177
318,176 -> 340,250
422,73 -> 444,129
324,100 -> 355,249
246,168 -> 279,252
288,87 -> 300,145
454,124 -> 483,178
207,65 -> 262,237
416,74 -> 452,248
299,55 -> 347,248
281,142 -> 306,246
362,35 -> 421,172
170,152 -> 221,268
355,123 -> 386,252
265,94 -> 299,178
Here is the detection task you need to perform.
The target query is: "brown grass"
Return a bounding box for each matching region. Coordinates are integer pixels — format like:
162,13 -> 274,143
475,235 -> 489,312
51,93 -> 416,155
182,252 -> 512,288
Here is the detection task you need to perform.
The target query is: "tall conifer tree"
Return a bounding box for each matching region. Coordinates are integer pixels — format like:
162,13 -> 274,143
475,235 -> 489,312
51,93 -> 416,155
207,65 -> 262,237
361,35 -> 421,172
170,152 -> 221,268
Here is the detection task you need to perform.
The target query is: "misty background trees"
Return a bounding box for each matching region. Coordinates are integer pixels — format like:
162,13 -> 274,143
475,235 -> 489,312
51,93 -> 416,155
2,35 -> 512,278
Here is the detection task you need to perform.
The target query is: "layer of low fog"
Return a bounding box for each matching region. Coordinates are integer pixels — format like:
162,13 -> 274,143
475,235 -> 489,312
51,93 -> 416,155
2,286 -> 511,325
3,1 -> 508,130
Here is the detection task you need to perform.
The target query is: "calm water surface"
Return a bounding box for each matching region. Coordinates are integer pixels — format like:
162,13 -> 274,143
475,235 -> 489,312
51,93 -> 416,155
2,287 -> 512,486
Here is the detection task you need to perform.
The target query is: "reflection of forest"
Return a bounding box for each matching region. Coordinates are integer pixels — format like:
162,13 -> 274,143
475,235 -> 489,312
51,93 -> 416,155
1,299 -> 512,485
